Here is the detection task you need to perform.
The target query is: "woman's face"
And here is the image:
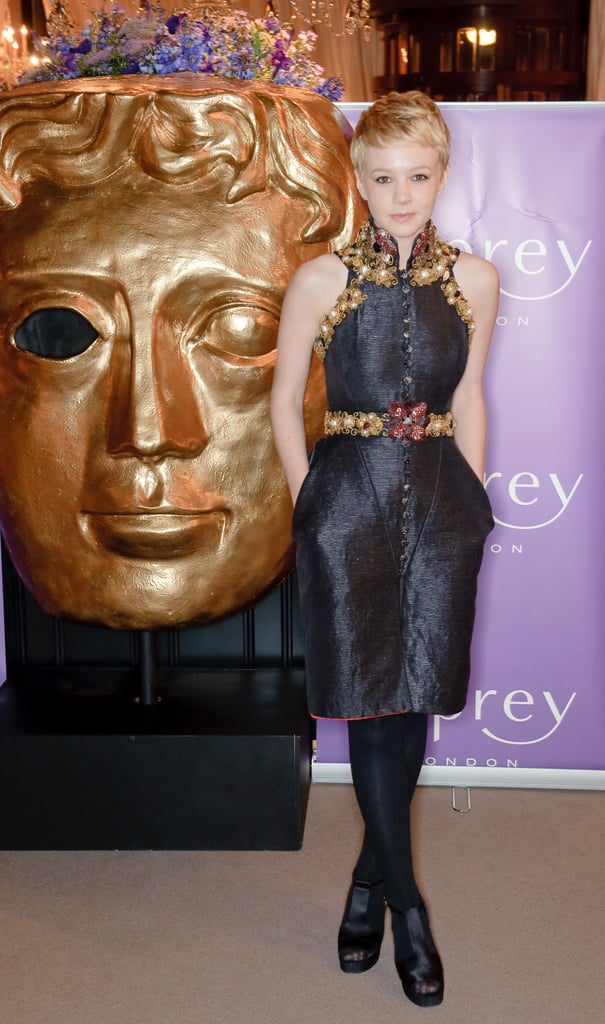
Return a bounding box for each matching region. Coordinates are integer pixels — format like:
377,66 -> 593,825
0,166 -> 324,628
356,142 -> 447,259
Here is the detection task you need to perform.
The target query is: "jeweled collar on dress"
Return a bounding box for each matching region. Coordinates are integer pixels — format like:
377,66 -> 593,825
313,218 -> 474,361
345,217 -> 460,284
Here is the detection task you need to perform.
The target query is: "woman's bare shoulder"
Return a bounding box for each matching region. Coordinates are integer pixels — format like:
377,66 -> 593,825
278,253 -> 348,347
455,251 -> 500,353
455,251 -> 500,299
288,252 -> 348,301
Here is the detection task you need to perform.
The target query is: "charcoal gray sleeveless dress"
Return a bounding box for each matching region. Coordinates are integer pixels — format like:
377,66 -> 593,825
292,219 -> 494,720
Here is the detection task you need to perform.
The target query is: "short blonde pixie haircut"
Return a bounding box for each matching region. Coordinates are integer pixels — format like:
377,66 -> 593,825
350,91 -> 451,175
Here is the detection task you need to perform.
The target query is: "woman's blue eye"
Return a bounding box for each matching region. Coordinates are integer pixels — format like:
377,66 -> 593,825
15,308 -> 98,359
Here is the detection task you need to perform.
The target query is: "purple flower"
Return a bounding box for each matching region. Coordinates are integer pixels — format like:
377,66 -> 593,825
72,39 -> 93,55
166,14 -> 185,34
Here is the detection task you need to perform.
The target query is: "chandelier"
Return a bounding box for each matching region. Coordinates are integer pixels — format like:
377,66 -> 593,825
182,1 -> 372,41
0,10 -> 33,88
285,0 -> 372,40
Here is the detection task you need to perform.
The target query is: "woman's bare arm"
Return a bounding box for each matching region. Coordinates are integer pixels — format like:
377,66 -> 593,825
270,253 -> 347,503
450,253 -> 500,480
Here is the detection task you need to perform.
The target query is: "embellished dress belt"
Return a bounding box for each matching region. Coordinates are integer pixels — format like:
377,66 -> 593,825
325,401 -> 456,441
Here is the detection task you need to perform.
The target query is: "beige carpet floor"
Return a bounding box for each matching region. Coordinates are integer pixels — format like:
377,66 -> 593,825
0,783 -> 602,1024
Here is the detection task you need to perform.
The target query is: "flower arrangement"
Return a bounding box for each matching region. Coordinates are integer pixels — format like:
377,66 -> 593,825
17,3 -> 344,99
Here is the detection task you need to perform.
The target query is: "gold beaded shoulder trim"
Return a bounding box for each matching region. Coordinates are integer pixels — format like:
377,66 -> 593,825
313,220 -> 399,361
410,223 -> 476,342
312,220 -> 475,361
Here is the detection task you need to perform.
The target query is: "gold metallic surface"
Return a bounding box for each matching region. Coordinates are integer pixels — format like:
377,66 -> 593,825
0,76 -> 364,629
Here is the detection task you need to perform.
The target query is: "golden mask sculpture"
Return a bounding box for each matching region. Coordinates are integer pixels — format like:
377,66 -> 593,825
0,76 -> 362,629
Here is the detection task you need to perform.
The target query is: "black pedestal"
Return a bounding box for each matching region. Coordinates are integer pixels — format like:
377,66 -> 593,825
0,669 -> 310,850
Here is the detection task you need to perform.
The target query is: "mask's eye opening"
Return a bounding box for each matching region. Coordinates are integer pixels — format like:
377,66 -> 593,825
14,308 -> 99,360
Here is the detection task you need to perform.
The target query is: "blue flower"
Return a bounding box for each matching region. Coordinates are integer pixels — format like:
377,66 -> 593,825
315,76 -> 345,100
18,6 -> 345,101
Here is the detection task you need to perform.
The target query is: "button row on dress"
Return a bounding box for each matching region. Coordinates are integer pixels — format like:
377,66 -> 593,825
399,273 -> 412,575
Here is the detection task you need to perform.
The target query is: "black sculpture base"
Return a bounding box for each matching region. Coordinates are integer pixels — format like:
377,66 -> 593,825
0,669 -> 310,851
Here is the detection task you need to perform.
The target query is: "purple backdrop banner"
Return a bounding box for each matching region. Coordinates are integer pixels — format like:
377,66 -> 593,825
315,103 -> 605,787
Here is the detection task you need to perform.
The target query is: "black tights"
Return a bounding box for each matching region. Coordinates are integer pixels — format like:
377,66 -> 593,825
347,713 -> 428,911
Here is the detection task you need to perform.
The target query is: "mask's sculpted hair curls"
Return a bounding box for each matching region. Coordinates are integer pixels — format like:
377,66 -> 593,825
0,76 -> 358,248
350,90 -> 450,173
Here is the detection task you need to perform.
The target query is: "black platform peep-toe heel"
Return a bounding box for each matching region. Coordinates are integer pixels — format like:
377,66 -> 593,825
338,878 -> 386,974
390,903 -> 444,1007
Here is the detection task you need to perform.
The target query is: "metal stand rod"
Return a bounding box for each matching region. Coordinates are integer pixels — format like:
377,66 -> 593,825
451,786 -> 472,813
138,630 -> 159,706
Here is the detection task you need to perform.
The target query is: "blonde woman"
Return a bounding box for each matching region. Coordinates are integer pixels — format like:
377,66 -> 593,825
271,92 -> 499,1006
